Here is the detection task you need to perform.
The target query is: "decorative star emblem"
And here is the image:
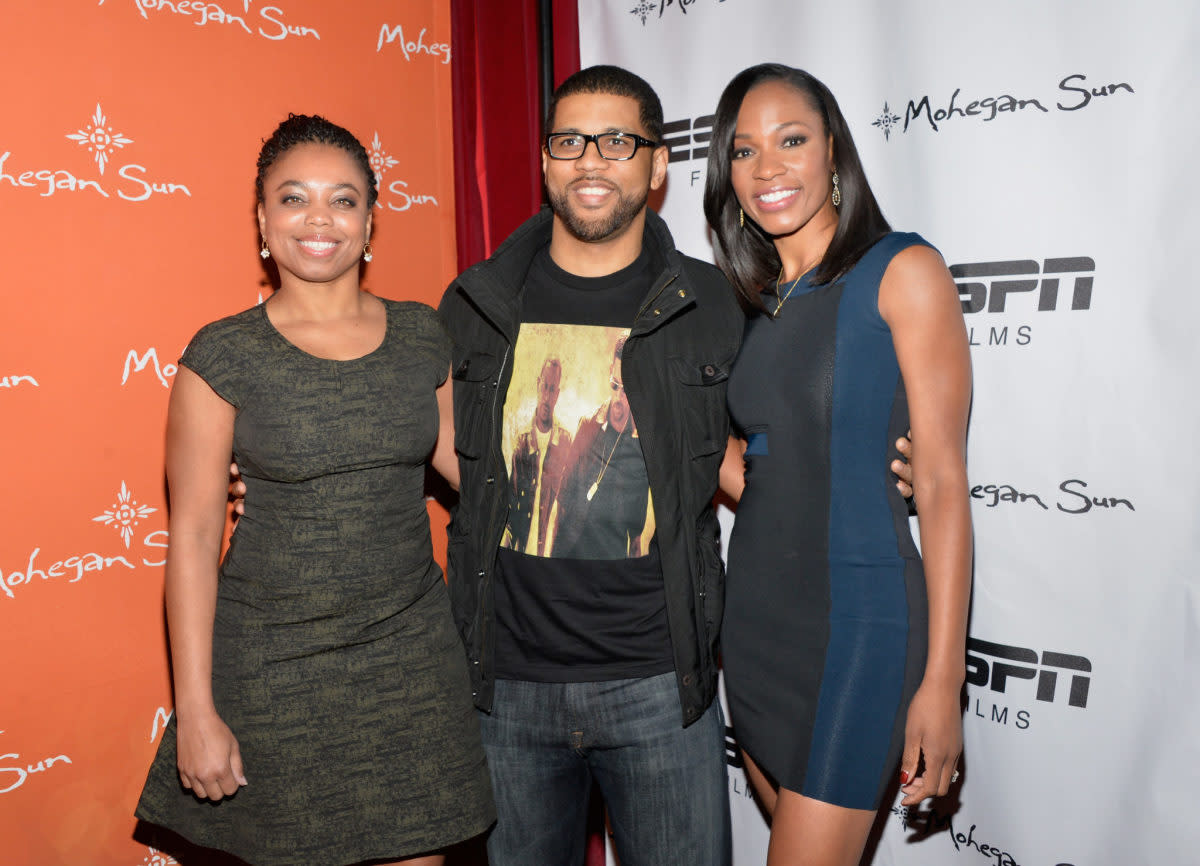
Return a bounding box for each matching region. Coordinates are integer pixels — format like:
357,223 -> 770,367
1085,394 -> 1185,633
368,132 -> 399,189
142,847 -> 180,866
872,102 -> 902,141
66,104 -> 133,174
630,1 -> 657,25
93,481 -> 157,548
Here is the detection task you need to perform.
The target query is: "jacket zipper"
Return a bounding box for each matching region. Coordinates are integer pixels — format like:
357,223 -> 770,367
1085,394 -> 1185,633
480,342 -> 510,687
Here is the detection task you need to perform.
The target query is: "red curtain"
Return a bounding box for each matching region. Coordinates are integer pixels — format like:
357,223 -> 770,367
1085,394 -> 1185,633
451,0 -> 579,270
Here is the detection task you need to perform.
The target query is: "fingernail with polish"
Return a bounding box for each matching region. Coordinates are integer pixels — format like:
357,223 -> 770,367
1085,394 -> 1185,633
899,770 -> 910,785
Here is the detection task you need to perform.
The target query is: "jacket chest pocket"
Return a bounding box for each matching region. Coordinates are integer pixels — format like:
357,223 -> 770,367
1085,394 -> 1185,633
451,350 -> 503,460
670,356 -> 731,462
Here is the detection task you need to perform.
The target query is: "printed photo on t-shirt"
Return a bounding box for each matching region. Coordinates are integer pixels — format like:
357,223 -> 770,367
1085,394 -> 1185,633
500,323 -> 656,561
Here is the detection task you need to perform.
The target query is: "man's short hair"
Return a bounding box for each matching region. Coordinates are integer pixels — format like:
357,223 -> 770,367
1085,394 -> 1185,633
545,65 -> 664,144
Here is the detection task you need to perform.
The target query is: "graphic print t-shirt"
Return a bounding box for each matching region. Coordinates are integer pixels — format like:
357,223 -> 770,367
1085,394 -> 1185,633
493,244 -> 673,682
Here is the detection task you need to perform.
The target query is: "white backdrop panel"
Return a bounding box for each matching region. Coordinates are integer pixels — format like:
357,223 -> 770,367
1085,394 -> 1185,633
582,1 -> 1199,863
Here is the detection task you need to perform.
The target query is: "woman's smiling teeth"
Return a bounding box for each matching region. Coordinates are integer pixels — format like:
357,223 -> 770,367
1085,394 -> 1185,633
299,240 -> 339,253
758,188 -> 797,204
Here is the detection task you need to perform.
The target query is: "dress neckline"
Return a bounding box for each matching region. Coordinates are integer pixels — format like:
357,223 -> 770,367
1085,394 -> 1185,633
259,297 -> 390,363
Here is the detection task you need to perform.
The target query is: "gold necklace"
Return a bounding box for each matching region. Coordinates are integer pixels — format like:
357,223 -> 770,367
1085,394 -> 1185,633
586,424 -> 626,502
773,265 -> 805,315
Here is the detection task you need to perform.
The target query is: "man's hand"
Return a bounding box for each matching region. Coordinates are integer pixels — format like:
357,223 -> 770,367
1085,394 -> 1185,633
229,463 -> 247,517
893,432 -> 914,499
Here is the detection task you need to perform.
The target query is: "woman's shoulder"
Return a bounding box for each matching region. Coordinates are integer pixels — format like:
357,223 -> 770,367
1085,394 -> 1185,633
381,298 -> 445,333
845,231 -> 944,287
381,297 -> 438,318
178,305 -> 267,403
871,230 -> 938,261
185,304 -> 266,351
380,298 -> 451,358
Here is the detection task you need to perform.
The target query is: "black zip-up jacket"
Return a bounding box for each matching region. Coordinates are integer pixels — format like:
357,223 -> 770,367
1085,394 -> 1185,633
438,208 -> 744,726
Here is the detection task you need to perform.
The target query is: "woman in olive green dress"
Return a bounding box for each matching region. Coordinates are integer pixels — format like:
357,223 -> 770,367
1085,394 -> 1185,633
135,115 -> 494,866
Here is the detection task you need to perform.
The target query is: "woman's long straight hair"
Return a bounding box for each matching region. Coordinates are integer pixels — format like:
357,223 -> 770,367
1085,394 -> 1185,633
703,64 -> 891,314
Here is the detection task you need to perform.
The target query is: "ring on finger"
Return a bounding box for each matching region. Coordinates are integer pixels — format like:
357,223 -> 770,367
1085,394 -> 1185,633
950,769 -> 960,783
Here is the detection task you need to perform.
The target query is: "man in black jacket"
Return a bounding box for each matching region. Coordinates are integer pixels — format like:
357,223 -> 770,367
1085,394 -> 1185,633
439,66 -> 740,866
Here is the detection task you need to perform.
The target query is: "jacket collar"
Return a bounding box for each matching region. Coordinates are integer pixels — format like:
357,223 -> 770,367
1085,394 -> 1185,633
453,207 -> 689,338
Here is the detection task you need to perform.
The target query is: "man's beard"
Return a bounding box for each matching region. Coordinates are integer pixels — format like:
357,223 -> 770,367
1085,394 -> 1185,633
548,183 -> 648,242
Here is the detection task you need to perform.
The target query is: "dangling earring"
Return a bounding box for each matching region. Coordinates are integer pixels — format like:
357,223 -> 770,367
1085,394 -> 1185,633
260,238 -> 270,260
739,207 -> 745,228
831,171 -> 842,208
362,241 -> 373,263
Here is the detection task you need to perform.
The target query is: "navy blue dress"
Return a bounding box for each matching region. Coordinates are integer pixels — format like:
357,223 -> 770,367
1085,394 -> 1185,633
723,232 -> 930,810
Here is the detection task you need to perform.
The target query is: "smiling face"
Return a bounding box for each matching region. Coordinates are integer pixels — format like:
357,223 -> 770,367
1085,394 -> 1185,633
256,142 -> 372,289
730,79 -> 837,244
542,92 -> 667,247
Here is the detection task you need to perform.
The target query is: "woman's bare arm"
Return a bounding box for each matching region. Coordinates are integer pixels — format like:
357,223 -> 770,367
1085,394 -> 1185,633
879,244 -> 973,806
163,366 -> 246,801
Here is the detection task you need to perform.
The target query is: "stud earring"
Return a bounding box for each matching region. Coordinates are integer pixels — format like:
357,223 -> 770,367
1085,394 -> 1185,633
739,207 -> 744,228
831,171 -> 842,208
260,238 -> 270,260
362,241 -> 373,263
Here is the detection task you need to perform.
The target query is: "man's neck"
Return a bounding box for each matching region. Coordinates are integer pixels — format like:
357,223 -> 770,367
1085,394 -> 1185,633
547,211 -> 647,278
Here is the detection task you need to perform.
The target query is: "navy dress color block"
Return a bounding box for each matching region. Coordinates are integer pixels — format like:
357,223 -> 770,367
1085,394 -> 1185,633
723,232 -> 931,809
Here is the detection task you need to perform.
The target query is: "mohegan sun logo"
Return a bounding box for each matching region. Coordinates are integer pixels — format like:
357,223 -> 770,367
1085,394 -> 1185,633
98,0 -> 320,42
369,132 -> 398,190
1,102 -> 191,200
370,132 -> 440,214
875,72 -> 1134,140
141,847 -> 180,866
871,102 -> 902,141
629,0 -> 725,24
630,0 -> 658,24
0,731 -> 73,796
65,104 -> 132,175
93,481 -> 158,548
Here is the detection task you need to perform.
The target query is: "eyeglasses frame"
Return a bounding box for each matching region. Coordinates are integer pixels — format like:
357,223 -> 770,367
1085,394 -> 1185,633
544,131 -> 662,161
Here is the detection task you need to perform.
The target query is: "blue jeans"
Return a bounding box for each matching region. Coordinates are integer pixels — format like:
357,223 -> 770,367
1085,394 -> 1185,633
479,673 -> 731,866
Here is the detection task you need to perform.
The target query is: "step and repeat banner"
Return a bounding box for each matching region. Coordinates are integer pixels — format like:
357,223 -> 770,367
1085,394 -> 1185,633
1,2 -> 455,863
582,1 -> 1197,864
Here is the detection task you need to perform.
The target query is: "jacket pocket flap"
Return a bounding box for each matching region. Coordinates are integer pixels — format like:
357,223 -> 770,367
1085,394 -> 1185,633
452,350 -> 501,383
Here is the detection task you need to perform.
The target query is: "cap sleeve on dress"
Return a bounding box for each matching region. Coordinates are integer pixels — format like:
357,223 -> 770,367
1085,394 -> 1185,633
179,318 -> 244,408
402,301 -> 453,386
428,309 -> 453,386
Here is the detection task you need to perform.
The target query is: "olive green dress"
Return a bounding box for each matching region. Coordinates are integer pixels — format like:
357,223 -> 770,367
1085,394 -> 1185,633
136,299 -> 494,865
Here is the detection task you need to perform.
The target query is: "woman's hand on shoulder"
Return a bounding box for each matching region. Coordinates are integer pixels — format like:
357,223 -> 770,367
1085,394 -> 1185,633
175,709 -> 247,802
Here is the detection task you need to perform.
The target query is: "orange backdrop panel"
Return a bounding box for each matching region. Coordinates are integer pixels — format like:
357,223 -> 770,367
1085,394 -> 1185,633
1,2 -> 457,862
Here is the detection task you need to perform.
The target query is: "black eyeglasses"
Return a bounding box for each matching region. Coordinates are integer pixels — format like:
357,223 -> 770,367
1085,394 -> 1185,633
545,132 -> 660,161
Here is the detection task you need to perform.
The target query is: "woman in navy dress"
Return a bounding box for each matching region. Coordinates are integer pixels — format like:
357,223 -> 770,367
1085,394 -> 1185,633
705,65 -> 972,865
